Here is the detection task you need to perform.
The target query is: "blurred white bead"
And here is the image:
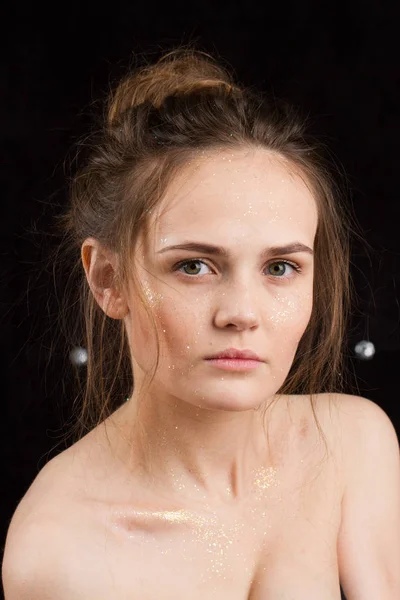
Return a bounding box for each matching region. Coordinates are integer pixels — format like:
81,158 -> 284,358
354,340 -> 375,360
69,346 -> 88,366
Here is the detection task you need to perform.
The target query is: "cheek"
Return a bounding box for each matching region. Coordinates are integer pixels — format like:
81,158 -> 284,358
132,283 -> 208,362
268,291 -> 313,343
126,283 -> 167,364
128,301 -> 156,353
155,294 -> 207,356
265,291 -> 312,383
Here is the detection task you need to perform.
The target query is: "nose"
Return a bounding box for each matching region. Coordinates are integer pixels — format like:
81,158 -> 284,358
213,282 -> 260,331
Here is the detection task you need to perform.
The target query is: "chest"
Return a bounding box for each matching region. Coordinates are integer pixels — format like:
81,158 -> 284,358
71,452 -> 343,599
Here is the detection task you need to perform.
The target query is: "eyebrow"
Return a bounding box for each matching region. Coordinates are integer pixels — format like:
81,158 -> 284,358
157,241 -> 313,257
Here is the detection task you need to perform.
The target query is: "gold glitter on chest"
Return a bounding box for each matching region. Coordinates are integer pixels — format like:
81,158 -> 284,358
111,465 -> 281,581
252,465 -> 280,492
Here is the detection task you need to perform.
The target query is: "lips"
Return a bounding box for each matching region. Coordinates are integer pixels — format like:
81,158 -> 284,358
205,348 -> 263,361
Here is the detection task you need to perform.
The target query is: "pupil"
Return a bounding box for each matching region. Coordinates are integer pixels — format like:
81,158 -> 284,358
271,263 -> 284,275
186,261 -> 199,273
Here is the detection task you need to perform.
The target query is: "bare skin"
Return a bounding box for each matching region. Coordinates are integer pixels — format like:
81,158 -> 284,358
3,148 -> 346,598
6,391 -> 345,599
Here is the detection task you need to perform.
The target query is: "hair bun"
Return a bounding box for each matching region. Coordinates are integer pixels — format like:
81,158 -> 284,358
107,49 -> 239,125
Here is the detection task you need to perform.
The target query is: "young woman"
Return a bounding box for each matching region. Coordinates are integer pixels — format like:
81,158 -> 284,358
3,47 -> 400,599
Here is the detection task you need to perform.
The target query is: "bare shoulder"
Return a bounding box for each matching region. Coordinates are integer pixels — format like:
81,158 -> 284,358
331,392 -> 399,468
311,392 -> 399,486
2,435 -> 125,600
2,448 -> 108,600
332,391 -> 396,426
286,392 -> 395,474
2,455 -> 75,599
3,448 -> 85,538
299,391 -> 394,436
322,391 -> 398,446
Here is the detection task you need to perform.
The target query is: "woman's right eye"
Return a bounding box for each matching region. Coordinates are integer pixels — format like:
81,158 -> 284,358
175,260 -> 212,276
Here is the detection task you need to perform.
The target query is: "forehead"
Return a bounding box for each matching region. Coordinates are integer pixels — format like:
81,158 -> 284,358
149,147 -> 318,250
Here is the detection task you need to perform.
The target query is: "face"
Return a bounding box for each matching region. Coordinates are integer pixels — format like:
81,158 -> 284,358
124,147 -> 318,412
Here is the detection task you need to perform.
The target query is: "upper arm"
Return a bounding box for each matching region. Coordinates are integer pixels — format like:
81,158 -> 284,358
337,395 -> 400,599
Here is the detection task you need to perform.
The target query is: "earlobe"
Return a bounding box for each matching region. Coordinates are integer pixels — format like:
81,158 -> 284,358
89,282 -> 129,320
101,289 -> 129,320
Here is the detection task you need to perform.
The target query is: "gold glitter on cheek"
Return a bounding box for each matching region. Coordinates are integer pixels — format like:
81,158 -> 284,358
142,280 -> 164,307
268,291 -> 311,328
268,297 -> 296,328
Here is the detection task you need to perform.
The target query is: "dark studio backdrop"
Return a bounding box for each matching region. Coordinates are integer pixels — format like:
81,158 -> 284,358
1,2 -> 399,598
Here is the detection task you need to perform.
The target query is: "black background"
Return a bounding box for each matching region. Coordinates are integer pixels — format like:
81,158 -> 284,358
2,2 -> 400,598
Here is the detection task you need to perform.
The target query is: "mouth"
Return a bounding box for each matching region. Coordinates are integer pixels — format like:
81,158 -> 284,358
204,348 -> 264,372
205,348 -> 263,361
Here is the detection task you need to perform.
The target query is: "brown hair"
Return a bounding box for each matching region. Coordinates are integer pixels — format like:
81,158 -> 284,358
51,46 -> 360,456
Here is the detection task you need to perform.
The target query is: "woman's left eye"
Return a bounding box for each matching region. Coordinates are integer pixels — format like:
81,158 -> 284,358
266,260 -> 301,278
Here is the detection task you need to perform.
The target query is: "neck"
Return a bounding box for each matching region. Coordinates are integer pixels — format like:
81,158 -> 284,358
116,387 -> 282,506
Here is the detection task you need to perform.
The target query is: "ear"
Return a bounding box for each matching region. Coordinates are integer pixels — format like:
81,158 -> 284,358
81,237 -> 129,320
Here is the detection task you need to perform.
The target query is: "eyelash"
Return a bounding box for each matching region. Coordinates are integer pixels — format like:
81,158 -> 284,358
173,259 -> 302,279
